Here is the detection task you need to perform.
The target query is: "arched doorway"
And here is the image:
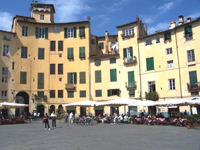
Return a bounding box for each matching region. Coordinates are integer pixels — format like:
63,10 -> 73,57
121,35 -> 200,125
37,105 -> 44,117
50,105 -> 55,114
15,91 -> 29,116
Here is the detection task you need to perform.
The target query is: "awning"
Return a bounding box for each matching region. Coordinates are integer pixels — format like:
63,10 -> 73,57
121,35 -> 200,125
66,107 -> 76,110
0,102 -> 29,109
94,107 -> 104,110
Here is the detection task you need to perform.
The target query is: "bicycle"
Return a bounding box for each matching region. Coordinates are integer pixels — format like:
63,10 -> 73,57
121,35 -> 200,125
111,118 -> 121,125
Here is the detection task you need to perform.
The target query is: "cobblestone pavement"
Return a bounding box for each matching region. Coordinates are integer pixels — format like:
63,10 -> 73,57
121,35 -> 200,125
0,121 -> 200,150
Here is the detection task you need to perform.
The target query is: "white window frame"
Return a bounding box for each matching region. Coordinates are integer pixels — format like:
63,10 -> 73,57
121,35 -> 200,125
167,60 -> 174,68
67,28 -> 74,38
54,26 -> 60,33
148,81 -> 155,92
3,45 -> 9,56
187,50 -> 195,62
2,76 -> 8,83
2,67 -> 8,75
3,35 -> 10,40
1,90 -> 7,97
22,26 -> 28,37
70,73 -> 74,83
169,79 -> 175,90
40,15 -> 44,20
123,27 -> 134,36
39,28 -> 45,38
166,48 -> 172,54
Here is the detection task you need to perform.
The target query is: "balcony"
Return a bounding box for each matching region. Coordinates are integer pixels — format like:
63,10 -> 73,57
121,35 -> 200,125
187,82 -> 200,91
125,81 -> 136,90
121,33 -> 135,40
123,56 -> 136,65
145,92 -> 159,101
65,84 -> 76,90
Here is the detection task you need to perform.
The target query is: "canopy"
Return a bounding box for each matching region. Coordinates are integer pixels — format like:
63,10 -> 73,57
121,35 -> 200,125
0,102 -> 29,109
187,100 -> 200,105
96,98 -> 140,106
129,100 -> 157,106
62,100 -> 100,107
155,98 -> 192,106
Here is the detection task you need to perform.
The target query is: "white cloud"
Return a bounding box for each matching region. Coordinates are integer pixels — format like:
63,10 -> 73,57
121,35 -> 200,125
0,12 -> 13,31
41,0 -> 93,22
148,22 -> 169,35
158,2 -> 175,14
105,0 -> 130,12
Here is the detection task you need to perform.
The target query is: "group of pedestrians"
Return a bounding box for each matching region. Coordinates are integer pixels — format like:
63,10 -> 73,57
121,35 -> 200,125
43,111 -> 57,130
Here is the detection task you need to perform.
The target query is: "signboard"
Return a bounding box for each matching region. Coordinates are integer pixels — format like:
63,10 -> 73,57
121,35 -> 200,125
161,107 -> 165,111
192,107 -> 198,114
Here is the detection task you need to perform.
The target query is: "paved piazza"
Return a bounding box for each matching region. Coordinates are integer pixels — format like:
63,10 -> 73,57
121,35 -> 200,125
0,121 -> 200,150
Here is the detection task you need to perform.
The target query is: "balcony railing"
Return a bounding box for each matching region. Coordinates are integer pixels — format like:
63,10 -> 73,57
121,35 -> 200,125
65,84 -> 76,90
124,56 -> 136,65
125,81 -> 136,89
187,82 -> 200,91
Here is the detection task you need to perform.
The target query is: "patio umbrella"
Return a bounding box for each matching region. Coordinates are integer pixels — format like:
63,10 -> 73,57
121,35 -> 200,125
128,100 -> 156,106
186,100 -> 200,105
62,100 -> 100,107
96,98 -> 140,106
154,98 -> 191,106
0,102 -> 29,109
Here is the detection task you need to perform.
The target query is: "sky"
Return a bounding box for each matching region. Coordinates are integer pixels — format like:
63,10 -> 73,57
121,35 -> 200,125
0,0 -> 200,36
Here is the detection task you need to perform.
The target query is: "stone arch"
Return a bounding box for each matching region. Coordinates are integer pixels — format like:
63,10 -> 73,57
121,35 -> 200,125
15,91 -> 29,116
50,105 -> 55,114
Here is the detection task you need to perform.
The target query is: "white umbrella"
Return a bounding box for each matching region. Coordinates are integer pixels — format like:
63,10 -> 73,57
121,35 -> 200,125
187,100 -> 200,105
155,98 -> 191,106
0,102 -> 29,109
129,100 -> 156,106
96,98 -> 140,106
62,100 -> 100,107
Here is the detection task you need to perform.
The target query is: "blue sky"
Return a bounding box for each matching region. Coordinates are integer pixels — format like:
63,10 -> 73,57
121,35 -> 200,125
0,0 -> 200,36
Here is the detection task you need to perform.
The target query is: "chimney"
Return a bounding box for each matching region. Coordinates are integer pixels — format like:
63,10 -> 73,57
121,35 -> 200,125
170,20 -> 176,29
179,15 -> 184,25
87,16 -> 90,22
105,31 -> 109,53
35,1 -> 38,4
187,17 -> 191,23
136,15 -> 139,21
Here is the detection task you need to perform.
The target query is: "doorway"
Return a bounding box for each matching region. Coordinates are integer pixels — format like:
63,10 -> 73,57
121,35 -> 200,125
37,105 -> 44,117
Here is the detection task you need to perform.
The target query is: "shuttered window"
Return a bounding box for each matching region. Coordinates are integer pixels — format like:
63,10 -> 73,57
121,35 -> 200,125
95,70 -> 101,83
95,90 -> 102,97
80,72 -> 85,84
58,64 -> 63,74
50,64 -> 55,74
123,47 -> 133,58
189,71 -> 198,88
110,69 -> 117,82
95,59 -> 101,66
128,71 -> 135,87
64,28 -> 67,38
35,27 -> 48,39
79,47 -> 85,58
80,91 -> 86,97
58,41 -> 63,51
99,43 -> 104,49
38,48 -> 44,59
185,25 -> 193,41
107,89 -> 120,96
79,26 -> 85,37
67,73 -> 77,84
164,32 -> 171,41
20,72 -> 27,84
67,48 -> 73,59
38,73 -> 44,89
21,46 -> 27,58
146,57 -> 154,71
68,91 -> 74,98
110,58 -> 116,64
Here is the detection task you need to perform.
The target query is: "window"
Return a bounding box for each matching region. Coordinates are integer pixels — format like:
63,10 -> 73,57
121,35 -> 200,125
67,48 -> 73,59
187,50 -> 195,62
21,46 -> 27,58
79,26 -> 85,37
50,41 -> 55,51
169,79 -> 175,90
3,45 -> 9,56
110,58 -> 116,64
95,90 -> 102,97
39,28 -> 45,38
167,60 -> 174,68
146,57 -> 154,71
67,27 -> 76,38
95,70 -> 101,83
58,41 -> 63,51
68,73 -> 77,84
50,90 -> 55,98
111,41 -> 116,46
80,91 -> 86,97
95,59 -> 101,66
80,72 -> 85,84
20,72 -> 27,84
59,54 -> 62,57
164,32 -> 171,41
54,26 -> 60,33
99,43 -> 104,49
37,91 -> 44,98
38,73 -> 44,89
122,27 -> 134,36
40,15 -> 44,20
59,78 -> 62,82
22,26 -> 28,37
58,64 -> 63,74
50,64 -> 55,74
1,91 -> 7,97
166,48 -> 172,54
2,76 -> 8,83
35,27 -> 48,39
110,69 -> 117,82
156,36 -> 160,43
189,71 -> 198,88
79,47 -> 85,58
129,90 -> 135,97
145,39 -> 152,45
128,71 -> 135,87
68,91 -> 74,98
148,81 -> 156,92
184,25 -> 193,41
12,62 -> 14,70
2,67 -> 8,75
91,39 -> 95,44
3,34 -> 10,40
58,90 -> 63,98
38,48 -> 44,59
107,89 -> 120,96
123,47 -> 133,59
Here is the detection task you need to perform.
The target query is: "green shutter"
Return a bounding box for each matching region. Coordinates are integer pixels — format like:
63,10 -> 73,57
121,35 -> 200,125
68,48 -> 73,59
123,48 -> 127,58
20,72 -> 26,84
146,57 -> 154,71
128,71 -> 135,87
64,28 -> 67,38
45,28 -> 48,39
129,47 -> 133,57
117,89 -> 120,96
110,69 -> 117,82
38,73 -> 44,89
107,90 -> 111,97
189,71 -> 197,88
79,47 -> 85,58
150,57 -> 154,70
74,27 -> 76,38
74,72 -> 77,84
67,73 -> 71,84
80,72 -> 85,84
35,27 -> 39,38
79,26 -> 85,37
95,70 -> 101,83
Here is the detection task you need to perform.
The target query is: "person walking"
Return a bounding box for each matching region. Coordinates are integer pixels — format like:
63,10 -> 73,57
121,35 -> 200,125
37,112 -> 40,121
44,113 -> 50,130
51,111 -> 57,128
69,112 -> 73,124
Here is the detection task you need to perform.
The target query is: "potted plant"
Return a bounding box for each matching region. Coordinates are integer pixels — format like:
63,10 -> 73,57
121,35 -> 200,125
186,115 -> 195,129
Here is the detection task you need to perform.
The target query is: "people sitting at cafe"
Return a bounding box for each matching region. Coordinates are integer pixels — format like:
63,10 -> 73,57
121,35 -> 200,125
124,114 -> 129,123
118,114 -> 123,122
102,114 -> 108,123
